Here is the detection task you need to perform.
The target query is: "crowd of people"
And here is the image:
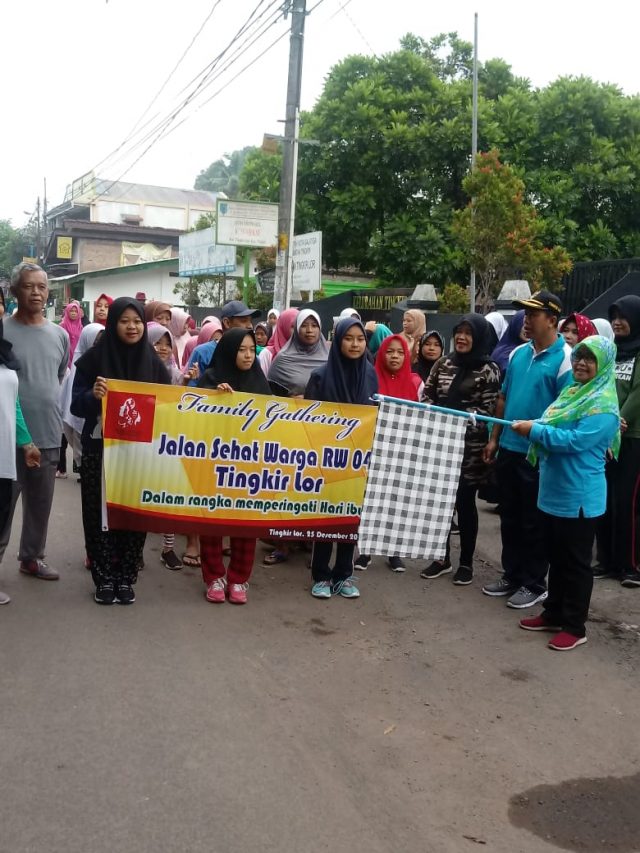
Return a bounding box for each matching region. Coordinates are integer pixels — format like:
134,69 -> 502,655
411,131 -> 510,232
1,262 -> 638,652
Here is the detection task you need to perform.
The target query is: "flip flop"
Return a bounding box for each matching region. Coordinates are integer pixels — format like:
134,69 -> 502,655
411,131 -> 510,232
182,553 -> 201,568
263,550 -> 288,566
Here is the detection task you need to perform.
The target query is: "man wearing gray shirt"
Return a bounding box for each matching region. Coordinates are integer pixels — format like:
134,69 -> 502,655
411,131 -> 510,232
0,263 -> 69,580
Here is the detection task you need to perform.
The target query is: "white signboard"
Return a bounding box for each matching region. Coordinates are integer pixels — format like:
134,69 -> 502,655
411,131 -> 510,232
216,199 -> 278,248
178,227 -> 236,276
291,231 -> 322,296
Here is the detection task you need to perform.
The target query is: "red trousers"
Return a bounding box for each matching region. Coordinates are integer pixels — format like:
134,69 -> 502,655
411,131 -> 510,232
200,535 -> 257,585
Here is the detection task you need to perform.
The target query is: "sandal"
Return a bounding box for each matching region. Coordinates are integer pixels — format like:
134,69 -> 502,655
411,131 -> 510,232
182,553 -> 201,568
263,549 -> 288,566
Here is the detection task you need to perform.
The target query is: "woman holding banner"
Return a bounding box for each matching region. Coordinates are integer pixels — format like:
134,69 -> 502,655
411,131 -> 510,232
71,297 -> 170,605
512,335 -> 620,650
420,315 -> 501,586
197,328 -> 271,605
305,317 -> 378,599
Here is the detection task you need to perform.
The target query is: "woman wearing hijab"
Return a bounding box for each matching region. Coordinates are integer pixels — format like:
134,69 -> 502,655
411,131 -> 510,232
143,301 -> 172,326
485,312 -> 508,352
184,317 -> 223,385
167,307 -> 192,366
490,310 -> 528,380
560,313 -> 598,348
0,289 -> 6,319
59,302 -> 84,366
593,318 -> 614,341
259,307 -> 299,375
197,329 -> 270,605
268,309 -> 330,397
181,316 -> 219,367
305,318 -> 378,599
401,310 -> 427,364
60,323 -> 104,482
93,293 -> 113,326
0,320 -> 41,604
355,334 -> 417,574
253,321 -> 271,353
367,323 -> 392,359
267,308 -> 280,329
594,296 -> 640,588
512,336 -> 620,650
413,331 -> 445,383
420,314 -> 501,585
71,298 -> 170,605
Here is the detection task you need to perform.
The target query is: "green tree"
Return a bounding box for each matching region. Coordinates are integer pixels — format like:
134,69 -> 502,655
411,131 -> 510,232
239,147 -> 282,202
194,146 -> 255,196
439,283 -> 468,313
452,150 -> 571,308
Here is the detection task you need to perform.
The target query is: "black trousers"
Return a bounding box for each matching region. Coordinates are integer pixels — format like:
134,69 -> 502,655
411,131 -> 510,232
542,512 -> 597,638
598,438 -> 640,576
445,479 -> 478,568
311,541 -> 355,583
0,478 -> 12,544
80,450 -> 145,586
496,449 -> 548,593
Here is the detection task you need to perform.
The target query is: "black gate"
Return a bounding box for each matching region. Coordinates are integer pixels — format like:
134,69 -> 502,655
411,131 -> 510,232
562,258 -> 640,313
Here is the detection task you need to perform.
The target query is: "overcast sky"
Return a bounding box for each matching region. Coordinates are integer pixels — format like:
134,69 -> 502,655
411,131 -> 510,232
2,0 -> 638,226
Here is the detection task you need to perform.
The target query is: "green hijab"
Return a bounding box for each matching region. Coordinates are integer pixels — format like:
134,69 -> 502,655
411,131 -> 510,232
527,335 -> 621,465
369,323 -> 392,355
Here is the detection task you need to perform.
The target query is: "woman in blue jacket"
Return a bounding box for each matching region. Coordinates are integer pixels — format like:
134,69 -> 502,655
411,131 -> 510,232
510,335 -> 620,651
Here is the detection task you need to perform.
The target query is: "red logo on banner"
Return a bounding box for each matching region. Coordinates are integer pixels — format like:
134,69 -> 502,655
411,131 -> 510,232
104,392 -> 156,443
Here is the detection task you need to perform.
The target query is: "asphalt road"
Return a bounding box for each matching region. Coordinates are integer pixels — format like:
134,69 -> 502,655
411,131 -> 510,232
1,473 -> 639,853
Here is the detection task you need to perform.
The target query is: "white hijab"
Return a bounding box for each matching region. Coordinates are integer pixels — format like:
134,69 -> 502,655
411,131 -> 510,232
485,312 -> 508,341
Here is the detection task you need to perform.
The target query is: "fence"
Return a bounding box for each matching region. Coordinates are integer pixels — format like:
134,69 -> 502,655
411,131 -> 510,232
562,258 -> 640,313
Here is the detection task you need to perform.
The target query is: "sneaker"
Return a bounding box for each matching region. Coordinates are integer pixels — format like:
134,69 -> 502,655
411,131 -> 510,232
621,572 -> 640,588
160,549 -> 183,571
205,578 -> 226,603
420,560 -> 452,579
228,583 -> 248,605
19,559 -> 59,581
519,615 -> 562,632
55,471 -> 67,479
506,587 -> 548,609
388,556 -> 406,573
115,583 -> 136,605
592,563 -> 615,579
94,583 -> 116,605
354,554 -> 371,571
450,520 -> 459,535
482,577 -> 517,597
311,580 -> 332,599
453,565 -> 473,585
548,631 -> 587,651
0,590 -> 11,605
332,577 -> 360,598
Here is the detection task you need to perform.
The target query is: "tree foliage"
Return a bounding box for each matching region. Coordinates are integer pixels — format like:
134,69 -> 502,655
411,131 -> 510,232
202,33 -> 640,291
194,147 -> 255,196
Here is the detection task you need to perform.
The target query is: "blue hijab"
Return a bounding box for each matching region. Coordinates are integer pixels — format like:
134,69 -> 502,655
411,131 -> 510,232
491,310 -> 525,375
311,319 -> 378,405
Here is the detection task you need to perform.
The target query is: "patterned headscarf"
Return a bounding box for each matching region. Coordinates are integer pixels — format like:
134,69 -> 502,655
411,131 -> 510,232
527,335 -> 621,465
562,312 -> 598,343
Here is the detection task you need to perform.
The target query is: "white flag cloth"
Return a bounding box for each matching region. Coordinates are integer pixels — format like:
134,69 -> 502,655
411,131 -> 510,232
358,400 -> 467,559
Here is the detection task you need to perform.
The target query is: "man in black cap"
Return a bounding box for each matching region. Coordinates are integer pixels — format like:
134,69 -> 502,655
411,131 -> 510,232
482,290 -> 573,609
220,300 -> 260,332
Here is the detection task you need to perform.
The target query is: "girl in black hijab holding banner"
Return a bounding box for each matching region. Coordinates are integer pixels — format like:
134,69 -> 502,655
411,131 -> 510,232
198,329 -> 270,605
72,297 -> 170,605
305,318 -> 378,600
420,314 -> 501,586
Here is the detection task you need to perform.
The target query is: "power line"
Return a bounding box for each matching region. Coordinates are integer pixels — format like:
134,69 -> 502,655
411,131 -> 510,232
90,0 -> 226,175
91,0 -> 282,182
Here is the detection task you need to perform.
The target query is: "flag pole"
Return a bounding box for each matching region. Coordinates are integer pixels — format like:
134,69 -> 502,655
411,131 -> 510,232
372,394 -> 514,428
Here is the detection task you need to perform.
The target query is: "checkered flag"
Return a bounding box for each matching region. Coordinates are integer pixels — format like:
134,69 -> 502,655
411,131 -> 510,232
358,400 -> 467,559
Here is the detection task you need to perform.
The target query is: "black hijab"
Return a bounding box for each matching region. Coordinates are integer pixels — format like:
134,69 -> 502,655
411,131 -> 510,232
198,329 -> 271,394
0,318 -> 20,371
445,314 -> 493,410
413,330 -> 445,381
609,295 -> 640,361
75,297 -> 169,384
309,318 -> 378,405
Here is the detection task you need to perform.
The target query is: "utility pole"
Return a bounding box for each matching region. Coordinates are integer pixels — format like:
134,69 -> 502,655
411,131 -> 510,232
273,0 -> 306,312
469,12 -> 479,313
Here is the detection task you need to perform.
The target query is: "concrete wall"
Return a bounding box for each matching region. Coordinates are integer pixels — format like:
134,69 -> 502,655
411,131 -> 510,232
83,266 -> 190,319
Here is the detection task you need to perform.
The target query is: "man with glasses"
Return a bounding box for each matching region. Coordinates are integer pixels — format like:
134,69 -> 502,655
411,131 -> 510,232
482,291 -> 573,609
0,263 -> 69,581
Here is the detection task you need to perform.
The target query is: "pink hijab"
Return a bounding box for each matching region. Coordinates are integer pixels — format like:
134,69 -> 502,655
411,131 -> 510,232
181,316 -> 223,366
168,307 -> 192,364
60,301 -> 84,364
266,307 -> 299,355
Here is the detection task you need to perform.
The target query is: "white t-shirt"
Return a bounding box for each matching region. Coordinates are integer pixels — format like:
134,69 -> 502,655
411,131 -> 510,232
0,365 -> 19,480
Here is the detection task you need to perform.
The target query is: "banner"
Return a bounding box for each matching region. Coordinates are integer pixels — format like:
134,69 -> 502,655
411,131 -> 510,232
102,381 -> 377,540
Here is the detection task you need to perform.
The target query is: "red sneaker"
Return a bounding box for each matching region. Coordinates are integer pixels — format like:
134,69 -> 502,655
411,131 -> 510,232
548,631 -> 587,651
519,615 -> 562,632
205,578 -> 226,603
228,583 -> 248,605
